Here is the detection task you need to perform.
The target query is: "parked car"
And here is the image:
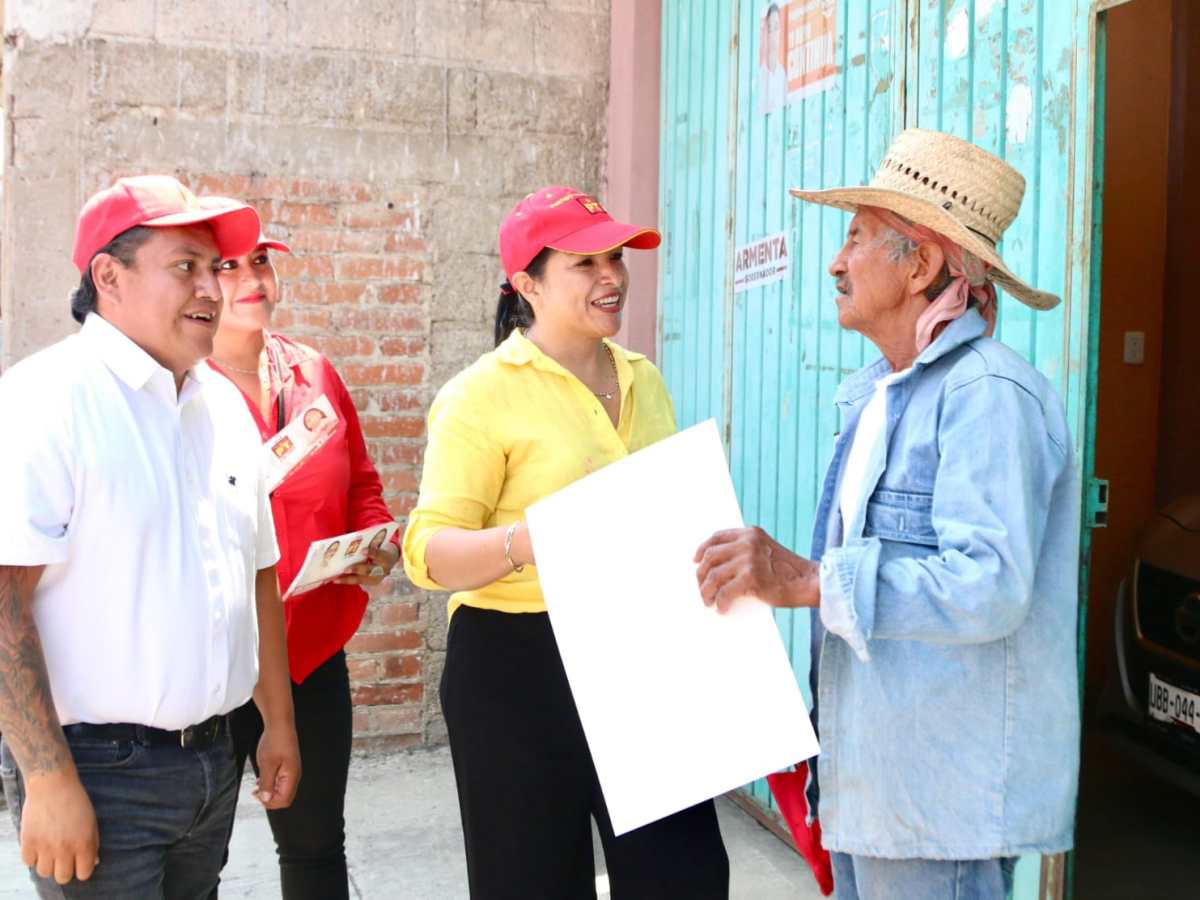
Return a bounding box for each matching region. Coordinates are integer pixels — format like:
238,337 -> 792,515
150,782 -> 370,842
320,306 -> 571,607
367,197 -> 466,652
1102,494 -> 1200,789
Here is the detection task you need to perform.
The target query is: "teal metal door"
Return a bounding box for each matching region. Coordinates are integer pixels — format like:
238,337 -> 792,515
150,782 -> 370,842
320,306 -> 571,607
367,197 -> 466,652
657,2 -> 1105,897
727,0 -> 905,816
658,0 -> 737,431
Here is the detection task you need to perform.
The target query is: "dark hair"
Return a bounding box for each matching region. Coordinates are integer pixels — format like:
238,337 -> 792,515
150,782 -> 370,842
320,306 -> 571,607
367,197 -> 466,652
69,226 -> 154,324
494,246 -> 552,346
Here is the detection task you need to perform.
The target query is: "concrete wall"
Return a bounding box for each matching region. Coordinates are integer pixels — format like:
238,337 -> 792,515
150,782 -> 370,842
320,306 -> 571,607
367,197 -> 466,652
0,0 -> 611,749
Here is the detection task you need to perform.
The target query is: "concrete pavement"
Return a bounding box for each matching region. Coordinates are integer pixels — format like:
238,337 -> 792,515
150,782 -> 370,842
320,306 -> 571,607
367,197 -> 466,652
1,747 -> 823,899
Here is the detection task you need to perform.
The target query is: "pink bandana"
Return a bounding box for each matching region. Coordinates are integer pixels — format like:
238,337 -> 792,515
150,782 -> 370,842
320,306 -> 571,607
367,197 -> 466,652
863,206 -> 998,353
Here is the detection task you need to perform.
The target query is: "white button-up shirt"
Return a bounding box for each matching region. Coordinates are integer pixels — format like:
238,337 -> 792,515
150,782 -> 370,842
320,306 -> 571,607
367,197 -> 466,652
0,314 -> 279,729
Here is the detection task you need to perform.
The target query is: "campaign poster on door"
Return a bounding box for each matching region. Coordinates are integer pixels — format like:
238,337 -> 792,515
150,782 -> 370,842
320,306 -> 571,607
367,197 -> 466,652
733,232 -> 790,293
759,0 -> 839,115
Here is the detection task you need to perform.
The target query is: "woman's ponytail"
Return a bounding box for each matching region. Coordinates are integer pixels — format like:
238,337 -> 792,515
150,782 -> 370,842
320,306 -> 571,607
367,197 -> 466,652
492,247 -> 552,346
493,281 -> 534,346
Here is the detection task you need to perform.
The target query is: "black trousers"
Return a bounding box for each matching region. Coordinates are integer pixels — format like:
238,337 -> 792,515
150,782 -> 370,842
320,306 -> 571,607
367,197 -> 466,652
229,649 -> 354,900
441,607 -> 730,900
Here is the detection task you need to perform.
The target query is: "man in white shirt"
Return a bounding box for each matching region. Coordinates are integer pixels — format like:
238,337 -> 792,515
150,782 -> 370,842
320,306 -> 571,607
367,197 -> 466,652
0,175 -> 301,897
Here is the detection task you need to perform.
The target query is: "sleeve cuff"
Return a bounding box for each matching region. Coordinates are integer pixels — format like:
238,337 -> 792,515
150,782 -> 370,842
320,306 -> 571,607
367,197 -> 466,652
257,528 -> 281,571
818,538 -> 881,663
400,526 -> 444,592
0,531 -> 70,567
257,547 -> 282,571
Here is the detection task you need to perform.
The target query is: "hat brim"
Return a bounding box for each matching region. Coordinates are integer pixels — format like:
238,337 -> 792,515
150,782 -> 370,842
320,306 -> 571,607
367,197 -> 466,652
546,221 -> 661,259
256,237 -> 292,254
788,185 -> 1060,311
142,204 -> 262,263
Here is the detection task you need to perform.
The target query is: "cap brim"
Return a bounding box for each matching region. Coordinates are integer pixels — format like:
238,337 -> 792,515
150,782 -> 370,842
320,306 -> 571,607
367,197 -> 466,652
257,237 -> 292,254
788,185 -> 1060,311
547,221 -> 661,258
143,203 -> 262,262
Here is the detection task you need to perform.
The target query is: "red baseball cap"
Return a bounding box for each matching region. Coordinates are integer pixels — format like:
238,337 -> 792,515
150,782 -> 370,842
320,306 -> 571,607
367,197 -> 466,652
255,235 -> 292,254
198,196 -> 291,256
72,175 -> 261,273
499,186 -> 661,279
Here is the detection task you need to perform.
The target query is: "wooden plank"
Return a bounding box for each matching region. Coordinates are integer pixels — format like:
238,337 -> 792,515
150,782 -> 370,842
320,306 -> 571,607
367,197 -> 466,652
1040,852 -> 1067,900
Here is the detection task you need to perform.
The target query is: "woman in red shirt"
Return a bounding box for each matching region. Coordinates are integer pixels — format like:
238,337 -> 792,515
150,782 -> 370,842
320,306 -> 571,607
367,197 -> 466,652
207,232 -> 398,900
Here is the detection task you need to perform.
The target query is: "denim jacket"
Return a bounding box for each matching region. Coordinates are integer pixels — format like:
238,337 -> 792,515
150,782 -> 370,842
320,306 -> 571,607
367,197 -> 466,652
811,308 -> 1081,859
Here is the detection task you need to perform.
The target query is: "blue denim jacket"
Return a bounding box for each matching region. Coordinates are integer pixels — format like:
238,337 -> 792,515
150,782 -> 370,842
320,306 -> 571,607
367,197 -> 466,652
811,308 -> 1081,859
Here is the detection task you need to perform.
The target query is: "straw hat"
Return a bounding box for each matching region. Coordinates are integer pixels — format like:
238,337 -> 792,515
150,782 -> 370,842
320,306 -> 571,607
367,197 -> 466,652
789,128 -> 1059,310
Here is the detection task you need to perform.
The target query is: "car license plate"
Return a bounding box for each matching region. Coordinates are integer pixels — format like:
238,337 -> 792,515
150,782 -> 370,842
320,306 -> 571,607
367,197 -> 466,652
1148,673 -> 1200,734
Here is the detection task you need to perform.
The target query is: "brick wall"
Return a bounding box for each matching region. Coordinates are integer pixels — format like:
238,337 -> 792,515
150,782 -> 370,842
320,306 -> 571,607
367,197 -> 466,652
1,0 -> 611,749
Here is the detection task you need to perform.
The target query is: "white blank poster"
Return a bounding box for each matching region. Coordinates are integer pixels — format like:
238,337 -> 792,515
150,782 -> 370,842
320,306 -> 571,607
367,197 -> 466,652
525,419 -> 818,835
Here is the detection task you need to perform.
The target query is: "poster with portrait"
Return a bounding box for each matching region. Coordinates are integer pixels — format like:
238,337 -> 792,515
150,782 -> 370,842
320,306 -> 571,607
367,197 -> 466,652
283,522 -> 400,600
759,0 -> 839,115
262,394 -> 339,493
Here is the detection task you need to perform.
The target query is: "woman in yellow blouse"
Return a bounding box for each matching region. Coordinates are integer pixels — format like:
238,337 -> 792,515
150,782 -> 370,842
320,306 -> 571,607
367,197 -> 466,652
404,187 -> 729,899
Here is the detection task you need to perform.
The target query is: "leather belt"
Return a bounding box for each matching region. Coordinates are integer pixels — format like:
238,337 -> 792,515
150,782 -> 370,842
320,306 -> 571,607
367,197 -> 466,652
62,713 -> 228,750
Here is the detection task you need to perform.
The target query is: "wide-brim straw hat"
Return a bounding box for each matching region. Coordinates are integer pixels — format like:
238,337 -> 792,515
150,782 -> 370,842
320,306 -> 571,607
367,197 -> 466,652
789,128 -> 1059,310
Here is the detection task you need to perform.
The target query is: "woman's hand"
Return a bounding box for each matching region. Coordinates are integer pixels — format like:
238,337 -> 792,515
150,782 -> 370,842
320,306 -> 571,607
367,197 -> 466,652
335,540 -> 400,587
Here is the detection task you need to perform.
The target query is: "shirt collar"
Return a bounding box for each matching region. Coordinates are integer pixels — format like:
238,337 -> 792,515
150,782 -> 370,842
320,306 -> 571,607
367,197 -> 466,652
496,329 -> 646,375
835,307 -> 989,405
913,306 -> 989,367
82,313 -> 202,399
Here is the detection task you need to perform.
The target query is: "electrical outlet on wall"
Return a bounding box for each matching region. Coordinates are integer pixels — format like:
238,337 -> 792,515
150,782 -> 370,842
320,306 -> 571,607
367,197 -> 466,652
1123,331 -> 1146,366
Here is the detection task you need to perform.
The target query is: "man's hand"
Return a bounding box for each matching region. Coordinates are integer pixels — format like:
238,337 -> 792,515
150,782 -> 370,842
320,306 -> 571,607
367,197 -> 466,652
253,722 -> 301,810
0,564 -> 98,884
20,770 -> 99,885
334,541 -> 400,588
250,565 -> 301,809
694,527 -> 821,614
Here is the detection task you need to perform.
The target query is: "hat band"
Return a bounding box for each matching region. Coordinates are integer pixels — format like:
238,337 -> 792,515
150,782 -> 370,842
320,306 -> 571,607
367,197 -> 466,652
966,225 -> 997,247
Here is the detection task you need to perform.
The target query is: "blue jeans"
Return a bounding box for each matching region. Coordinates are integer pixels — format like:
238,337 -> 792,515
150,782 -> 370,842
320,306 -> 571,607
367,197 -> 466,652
1,728 -> 238,899
832,852 -> 1016,900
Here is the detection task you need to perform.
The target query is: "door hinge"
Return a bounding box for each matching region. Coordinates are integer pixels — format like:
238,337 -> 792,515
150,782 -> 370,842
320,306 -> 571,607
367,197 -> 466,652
1086,477 -> 1109,528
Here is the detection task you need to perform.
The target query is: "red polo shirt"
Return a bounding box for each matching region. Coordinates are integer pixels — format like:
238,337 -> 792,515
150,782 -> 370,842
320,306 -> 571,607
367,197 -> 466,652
208,333 -> 394,683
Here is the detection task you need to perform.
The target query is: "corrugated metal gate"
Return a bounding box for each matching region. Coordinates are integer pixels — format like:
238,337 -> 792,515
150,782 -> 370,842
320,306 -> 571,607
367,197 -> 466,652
657,2 -> 1107,897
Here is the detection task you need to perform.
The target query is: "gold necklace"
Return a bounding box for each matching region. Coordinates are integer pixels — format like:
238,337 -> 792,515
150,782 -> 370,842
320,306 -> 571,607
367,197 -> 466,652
212,357 -> 261,376
592,343 -> 619,401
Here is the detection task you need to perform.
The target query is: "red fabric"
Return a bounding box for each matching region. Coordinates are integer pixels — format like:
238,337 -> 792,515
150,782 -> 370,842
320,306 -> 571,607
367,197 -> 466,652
767,762 -> 834,896
498,185 -> 660,278
208,333 -> 394,683
72,176 -> 259,273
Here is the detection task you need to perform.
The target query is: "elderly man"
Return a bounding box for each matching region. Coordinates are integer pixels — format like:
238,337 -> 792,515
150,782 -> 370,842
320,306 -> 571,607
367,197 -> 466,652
696,129 -> 1080,900
0,176 -> 301,897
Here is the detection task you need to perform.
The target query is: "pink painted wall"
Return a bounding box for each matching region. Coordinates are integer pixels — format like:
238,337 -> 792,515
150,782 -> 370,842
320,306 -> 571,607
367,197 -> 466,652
607,0 -> 662,361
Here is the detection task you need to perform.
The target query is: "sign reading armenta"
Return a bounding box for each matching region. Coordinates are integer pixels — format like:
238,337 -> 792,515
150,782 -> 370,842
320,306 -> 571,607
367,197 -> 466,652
733,231 -> 790,293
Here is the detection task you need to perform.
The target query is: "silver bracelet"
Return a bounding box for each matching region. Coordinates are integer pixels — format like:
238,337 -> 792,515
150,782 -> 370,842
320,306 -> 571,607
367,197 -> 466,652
504,522 -> 525,573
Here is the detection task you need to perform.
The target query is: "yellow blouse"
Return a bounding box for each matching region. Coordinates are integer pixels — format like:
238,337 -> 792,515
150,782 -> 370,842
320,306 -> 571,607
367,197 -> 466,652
402,330 -> 677,617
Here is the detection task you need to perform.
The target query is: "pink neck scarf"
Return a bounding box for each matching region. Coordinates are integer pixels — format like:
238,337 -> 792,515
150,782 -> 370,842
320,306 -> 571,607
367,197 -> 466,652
863,206 -> 998,353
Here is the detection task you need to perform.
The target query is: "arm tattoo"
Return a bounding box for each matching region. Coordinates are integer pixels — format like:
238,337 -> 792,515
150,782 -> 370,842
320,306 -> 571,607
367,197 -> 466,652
0,566 -> 72,776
